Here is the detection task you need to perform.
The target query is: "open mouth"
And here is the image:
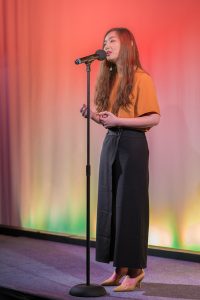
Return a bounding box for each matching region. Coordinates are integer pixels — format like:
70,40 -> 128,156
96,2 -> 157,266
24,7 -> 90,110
106,51 -> 112,56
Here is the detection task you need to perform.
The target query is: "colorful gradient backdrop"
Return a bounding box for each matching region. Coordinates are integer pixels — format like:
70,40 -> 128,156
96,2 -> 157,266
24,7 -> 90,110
0,0 -> 200,252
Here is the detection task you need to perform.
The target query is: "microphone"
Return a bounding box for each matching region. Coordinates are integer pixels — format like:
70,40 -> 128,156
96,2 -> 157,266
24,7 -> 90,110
75,49 -> 106,65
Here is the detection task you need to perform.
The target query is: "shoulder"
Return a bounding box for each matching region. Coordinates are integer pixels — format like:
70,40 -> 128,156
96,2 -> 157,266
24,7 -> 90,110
133,68 -> 157,96
134,68 -> 155,86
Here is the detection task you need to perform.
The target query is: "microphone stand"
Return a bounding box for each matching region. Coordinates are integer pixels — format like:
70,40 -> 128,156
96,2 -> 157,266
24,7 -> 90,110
69,62 -> 106,297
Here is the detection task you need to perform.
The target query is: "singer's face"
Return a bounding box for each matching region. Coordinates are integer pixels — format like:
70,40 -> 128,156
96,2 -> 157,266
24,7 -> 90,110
103,31 -> 121,63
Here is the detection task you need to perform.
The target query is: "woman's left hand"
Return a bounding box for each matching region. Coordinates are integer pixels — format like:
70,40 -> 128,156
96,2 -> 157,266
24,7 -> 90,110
99,111 -> 119,128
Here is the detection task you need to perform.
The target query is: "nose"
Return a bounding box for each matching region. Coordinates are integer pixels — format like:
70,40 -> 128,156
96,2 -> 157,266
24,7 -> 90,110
104,42 -> 110,51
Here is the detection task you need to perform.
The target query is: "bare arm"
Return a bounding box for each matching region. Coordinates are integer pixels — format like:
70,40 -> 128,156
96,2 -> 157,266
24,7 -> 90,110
99,111 -> 160,129
117,113 -> 160,128
91,112 -> 101,124
80,104 -> 101,124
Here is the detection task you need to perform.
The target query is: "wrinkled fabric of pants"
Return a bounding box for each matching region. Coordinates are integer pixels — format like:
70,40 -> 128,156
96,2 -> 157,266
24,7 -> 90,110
96,127 -> 149,268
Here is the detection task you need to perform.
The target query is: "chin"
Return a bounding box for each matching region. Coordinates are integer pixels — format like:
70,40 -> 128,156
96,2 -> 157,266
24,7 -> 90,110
106,57 -> 116,63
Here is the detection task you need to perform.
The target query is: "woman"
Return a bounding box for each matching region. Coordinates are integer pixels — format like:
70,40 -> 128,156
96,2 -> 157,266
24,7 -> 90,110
80,27 -> 160,292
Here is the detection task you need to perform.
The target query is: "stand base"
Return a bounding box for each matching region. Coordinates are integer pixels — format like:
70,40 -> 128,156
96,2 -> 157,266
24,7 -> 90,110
69,283 -> 107,297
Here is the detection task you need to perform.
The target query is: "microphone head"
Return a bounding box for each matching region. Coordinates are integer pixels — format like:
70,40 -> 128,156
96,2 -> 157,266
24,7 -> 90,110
95,49 -> 106,61
75,58 -> 81,65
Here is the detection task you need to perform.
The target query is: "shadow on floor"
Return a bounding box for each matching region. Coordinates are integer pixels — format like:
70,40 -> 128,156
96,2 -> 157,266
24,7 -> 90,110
141,282 -> 200,299
0,287 -> 57,300
1,282 -> 200,300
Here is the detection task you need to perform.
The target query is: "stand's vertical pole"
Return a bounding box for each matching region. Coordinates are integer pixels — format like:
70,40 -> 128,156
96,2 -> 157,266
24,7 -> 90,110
69,61 -> 106,297
86,62 -> 91,286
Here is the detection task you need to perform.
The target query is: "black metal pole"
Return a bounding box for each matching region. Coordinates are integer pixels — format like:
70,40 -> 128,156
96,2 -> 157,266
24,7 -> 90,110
86,62 -> 91,286
69,62 -> 106,297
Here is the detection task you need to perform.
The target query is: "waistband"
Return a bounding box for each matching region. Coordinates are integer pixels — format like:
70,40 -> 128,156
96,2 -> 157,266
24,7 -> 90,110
107,127 -> 145,136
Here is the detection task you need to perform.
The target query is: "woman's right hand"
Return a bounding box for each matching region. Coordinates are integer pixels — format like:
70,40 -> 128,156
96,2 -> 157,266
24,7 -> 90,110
80,104 -> 100,124
80,104 -> 90,118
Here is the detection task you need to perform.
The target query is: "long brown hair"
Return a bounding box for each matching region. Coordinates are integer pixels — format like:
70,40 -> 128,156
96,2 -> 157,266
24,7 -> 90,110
94,27 -> 142,114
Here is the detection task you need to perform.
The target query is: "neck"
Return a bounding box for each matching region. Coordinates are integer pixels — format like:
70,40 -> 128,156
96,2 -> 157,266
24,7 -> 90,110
115,63 -> 138,76
116,63 -> 123,76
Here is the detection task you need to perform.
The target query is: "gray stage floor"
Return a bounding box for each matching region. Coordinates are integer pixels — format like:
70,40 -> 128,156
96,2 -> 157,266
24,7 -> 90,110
0,234 -> 199,300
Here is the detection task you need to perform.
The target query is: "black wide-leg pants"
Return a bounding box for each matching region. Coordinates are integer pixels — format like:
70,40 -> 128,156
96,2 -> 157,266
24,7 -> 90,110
96,128 -> 149,268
